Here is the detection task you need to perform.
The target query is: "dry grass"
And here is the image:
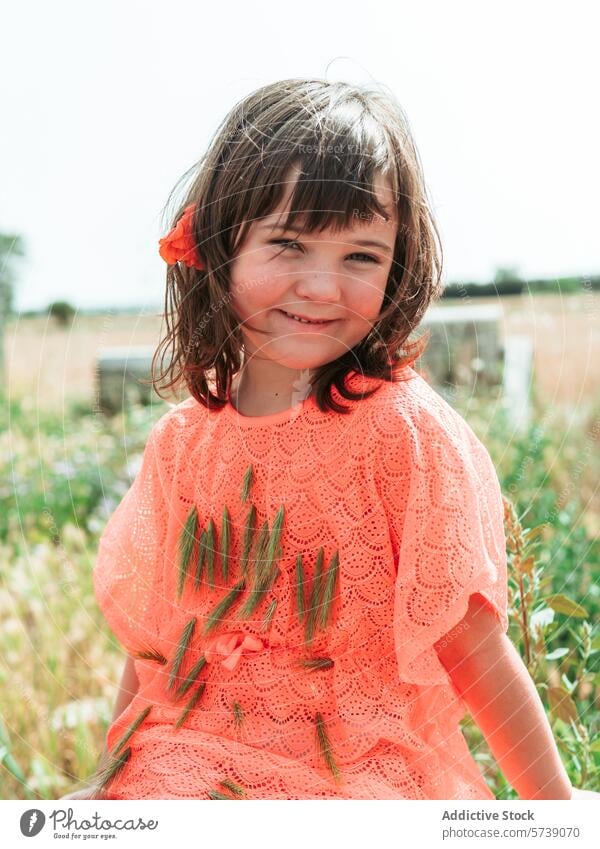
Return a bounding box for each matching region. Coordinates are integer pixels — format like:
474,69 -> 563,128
4,311 -> 164,410
495,292 -> 599,408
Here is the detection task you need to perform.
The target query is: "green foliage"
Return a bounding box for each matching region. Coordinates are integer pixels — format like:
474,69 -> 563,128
0,392 -> 165,544
442,272 -> 600,299
453,390 -> 600,797
0,390 -> 168,798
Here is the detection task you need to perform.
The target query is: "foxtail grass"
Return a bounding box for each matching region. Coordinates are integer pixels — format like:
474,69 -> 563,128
174,681 -> 206,729
132,646 -> 167,665
219,777 -> 247,797
204,579 -> 246,635
174,656 -> 208,699
318,550 -> 339,630
221,505 -> 231,582
176,506 -> 199,599
194,528 -> 207,590
206,518 -> 217,589
95,747 -> 131,794
232,700 -> 244,731
314,711 -> 342,784
111,705 -> 153,755
261,598 -> 277,631
240,464 -> 254,502
299,656 -> 334,672
304,548 -> 324,645
238,521 -> 274,618
167,617 -> 197,692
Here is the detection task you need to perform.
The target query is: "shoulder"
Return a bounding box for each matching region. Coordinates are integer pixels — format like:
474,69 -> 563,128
361,367 -> 495,477
355,365 -> 455,442
144,394 -> 210,458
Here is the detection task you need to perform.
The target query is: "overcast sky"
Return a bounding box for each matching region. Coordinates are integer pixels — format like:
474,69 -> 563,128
1,0 -> 598,312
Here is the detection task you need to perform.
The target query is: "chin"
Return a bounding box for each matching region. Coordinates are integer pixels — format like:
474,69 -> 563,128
268,357 -> 322,372
268,346 -> 341,371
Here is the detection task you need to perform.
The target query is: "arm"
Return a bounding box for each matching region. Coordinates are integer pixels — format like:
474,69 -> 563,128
434,592 -> 573,800
60,654 -> 139,799
110,653 -> 140,724
95,653 -> 140,770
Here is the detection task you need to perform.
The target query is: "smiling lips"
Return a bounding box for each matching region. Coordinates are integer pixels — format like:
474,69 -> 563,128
278,309 -> 337,325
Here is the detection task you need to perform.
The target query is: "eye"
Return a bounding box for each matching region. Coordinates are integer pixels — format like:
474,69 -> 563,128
269,239 -> 380,264
269,238 -> 302,251
347,252 -> 379,264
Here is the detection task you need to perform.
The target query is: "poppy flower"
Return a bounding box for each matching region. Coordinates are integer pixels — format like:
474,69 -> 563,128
158,203 -> 205,270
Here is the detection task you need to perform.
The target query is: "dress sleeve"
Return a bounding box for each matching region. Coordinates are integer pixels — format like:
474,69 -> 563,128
391,405 -> 509,688
92,422 -> 169,654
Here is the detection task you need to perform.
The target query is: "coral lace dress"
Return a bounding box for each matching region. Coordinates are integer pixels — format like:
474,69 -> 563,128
93,366 -> 508,799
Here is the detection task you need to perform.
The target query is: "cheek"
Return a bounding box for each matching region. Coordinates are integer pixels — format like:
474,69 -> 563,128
229,274 -> 283,322
229,252 -> 266,314
346,277 -> 387,321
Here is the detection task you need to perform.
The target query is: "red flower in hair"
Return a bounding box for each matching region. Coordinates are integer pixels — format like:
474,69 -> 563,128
158,203 -> 205,270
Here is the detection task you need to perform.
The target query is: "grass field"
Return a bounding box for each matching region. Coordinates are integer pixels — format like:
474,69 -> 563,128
1,291 -> 598,800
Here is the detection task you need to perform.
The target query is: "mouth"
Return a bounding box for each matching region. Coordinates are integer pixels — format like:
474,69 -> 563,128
276,309 -> 338,327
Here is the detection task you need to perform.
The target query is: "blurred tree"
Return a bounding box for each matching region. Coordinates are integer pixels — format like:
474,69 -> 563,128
48,300 -> 76,326
0,232 -> 26,385
493,265 -> 523,285
0,232 -> 25,317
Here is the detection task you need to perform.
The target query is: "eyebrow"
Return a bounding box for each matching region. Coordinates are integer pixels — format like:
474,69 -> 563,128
258,222 -> 394,255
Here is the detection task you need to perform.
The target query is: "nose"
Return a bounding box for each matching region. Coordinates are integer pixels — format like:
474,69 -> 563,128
294,263 -> 343,303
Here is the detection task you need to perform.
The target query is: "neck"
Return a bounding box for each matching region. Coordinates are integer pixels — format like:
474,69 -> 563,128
231,361 -> 314,416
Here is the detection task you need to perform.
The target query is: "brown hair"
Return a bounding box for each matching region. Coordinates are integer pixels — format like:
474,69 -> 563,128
152,77 -> 443,414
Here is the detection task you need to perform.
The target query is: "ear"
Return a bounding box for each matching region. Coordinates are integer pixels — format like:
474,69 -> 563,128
433,591 -> 504,669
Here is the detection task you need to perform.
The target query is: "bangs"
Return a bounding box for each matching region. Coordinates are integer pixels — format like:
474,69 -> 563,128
279,159 -> 395,236
232,94 -> 400,245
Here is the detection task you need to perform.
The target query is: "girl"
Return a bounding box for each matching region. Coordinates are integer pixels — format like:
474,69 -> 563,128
67,78 -> 579,800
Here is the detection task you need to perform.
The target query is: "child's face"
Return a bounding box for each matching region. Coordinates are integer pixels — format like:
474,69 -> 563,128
228,167 -> 397,375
